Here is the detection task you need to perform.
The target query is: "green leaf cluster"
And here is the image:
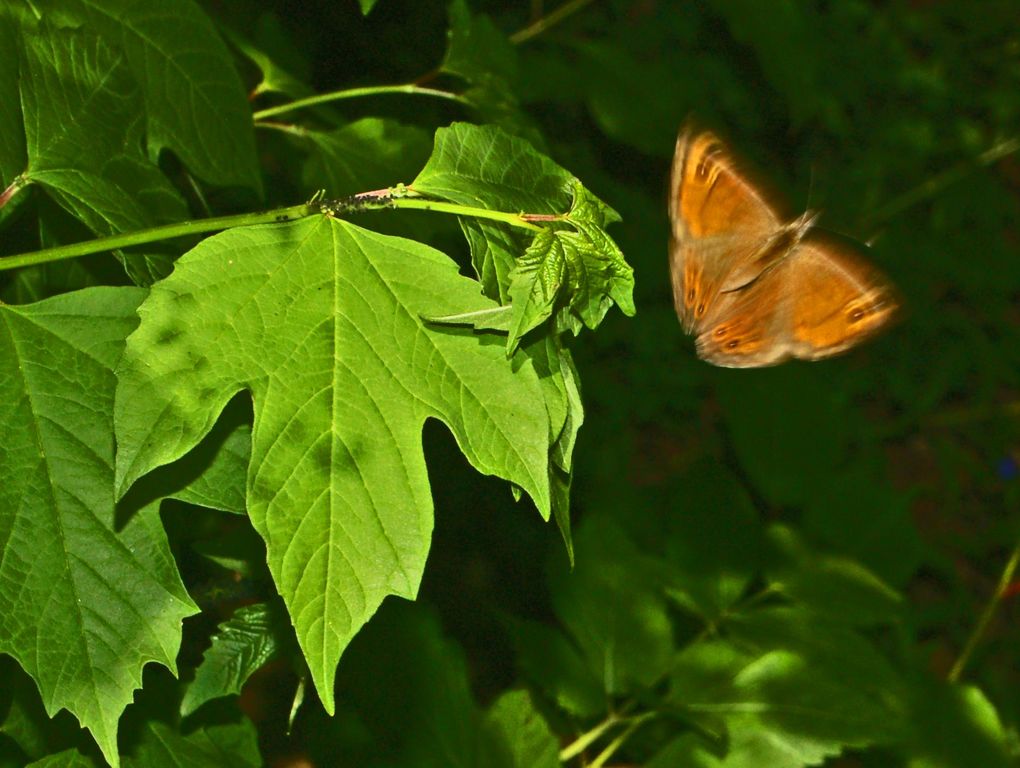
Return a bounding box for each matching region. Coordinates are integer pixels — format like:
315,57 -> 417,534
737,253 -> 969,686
2,1 -> 1019,767
0,1 -> 632,765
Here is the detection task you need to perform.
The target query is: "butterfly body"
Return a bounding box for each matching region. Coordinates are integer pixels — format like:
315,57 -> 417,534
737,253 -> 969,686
669,127 -> 897,367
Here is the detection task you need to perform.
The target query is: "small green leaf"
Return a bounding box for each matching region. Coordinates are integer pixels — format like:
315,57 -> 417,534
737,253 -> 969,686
180,601 -> 292,716
484,690 -> 559,768
413,123 -> 571,217
509,618 -> 604,719
505,183 -> 634,354
765,524 -> 903,625
332,602 -> 486,764
543,340 -> 582,562
164,417 -> 250,515
549,514 -> 674,696
440,0 -> 535,139
565,179 -> 622,227
506,228 -> 566,352
24,750 -> 101,768
225,28 -> 312,100
671,606 -> 909,766
414,124 -> 633,351
117,399 -> 252,517
124,721 -> 261,768
903,679 -> 1012,768
191,524 -> 268,578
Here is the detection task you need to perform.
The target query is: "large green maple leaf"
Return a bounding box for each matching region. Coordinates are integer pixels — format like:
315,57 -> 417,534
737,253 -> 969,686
114,216 -> 563,710
0,287 -> 198,768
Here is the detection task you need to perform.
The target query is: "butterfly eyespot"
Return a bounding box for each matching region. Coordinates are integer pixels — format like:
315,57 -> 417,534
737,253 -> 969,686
696,303 -> 706,316
687,288 -> 696,302
726,339 -> 740,350
848,306 -> 867,323
714,327 -> 727,338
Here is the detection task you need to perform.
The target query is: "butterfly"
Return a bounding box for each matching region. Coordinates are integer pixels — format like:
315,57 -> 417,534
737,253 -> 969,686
668,126 -> 897,367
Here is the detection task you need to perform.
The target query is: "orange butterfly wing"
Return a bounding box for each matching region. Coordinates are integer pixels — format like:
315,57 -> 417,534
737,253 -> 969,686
669,126 -> 898,367
668,128 -> 784,333
694,234 -> 898,367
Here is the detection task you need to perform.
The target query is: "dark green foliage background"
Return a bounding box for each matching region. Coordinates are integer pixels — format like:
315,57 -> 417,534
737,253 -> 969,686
2,0 -> 1019,766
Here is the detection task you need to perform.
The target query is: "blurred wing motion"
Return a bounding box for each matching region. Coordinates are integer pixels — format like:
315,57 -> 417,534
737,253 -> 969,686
668,126 -> 897,368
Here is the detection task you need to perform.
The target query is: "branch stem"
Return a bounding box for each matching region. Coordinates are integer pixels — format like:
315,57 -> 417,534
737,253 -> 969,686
0,205 -> 315,271
1,189 -> 545,271
948,533 -> 1020,682
511,0 -> 597,44
559,713 -> 619,762
865,136 -> 1020,229
252,84 -> 467,121
321,191 -> 543,231
589,712 -> 655,768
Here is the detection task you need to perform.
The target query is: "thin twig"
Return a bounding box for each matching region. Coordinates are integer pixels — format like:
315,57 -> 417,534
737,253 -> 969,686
864,137 -> 1020,230
510,0 -> 597,44
559,712 -> 620,762
0,204 -> 316,271
948,535 -> 1020,682
252,84 -> 467,121
589,712 -> 656,768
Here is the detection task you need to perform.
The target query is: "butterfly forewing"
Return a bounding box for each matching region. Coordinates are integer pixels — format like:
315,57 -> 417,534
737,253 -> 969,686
669,129 -> 785,333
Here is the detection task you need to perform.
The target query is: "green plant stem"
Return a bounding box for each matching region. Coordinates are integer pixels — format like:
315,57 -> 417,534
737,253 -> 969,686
1,192 -> 545,271
257,121 -> 309,138
559,712 -> 620,762
948,535 -> 1020,683
865,136 -> 1020,229
320,193 -> 543,231
287,674 -> 306,736
252,84 -> 468,121
385,198 -> 543,230
589,712 -> 655,768
511,0 -> 596,44
0,205 -> 315,271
